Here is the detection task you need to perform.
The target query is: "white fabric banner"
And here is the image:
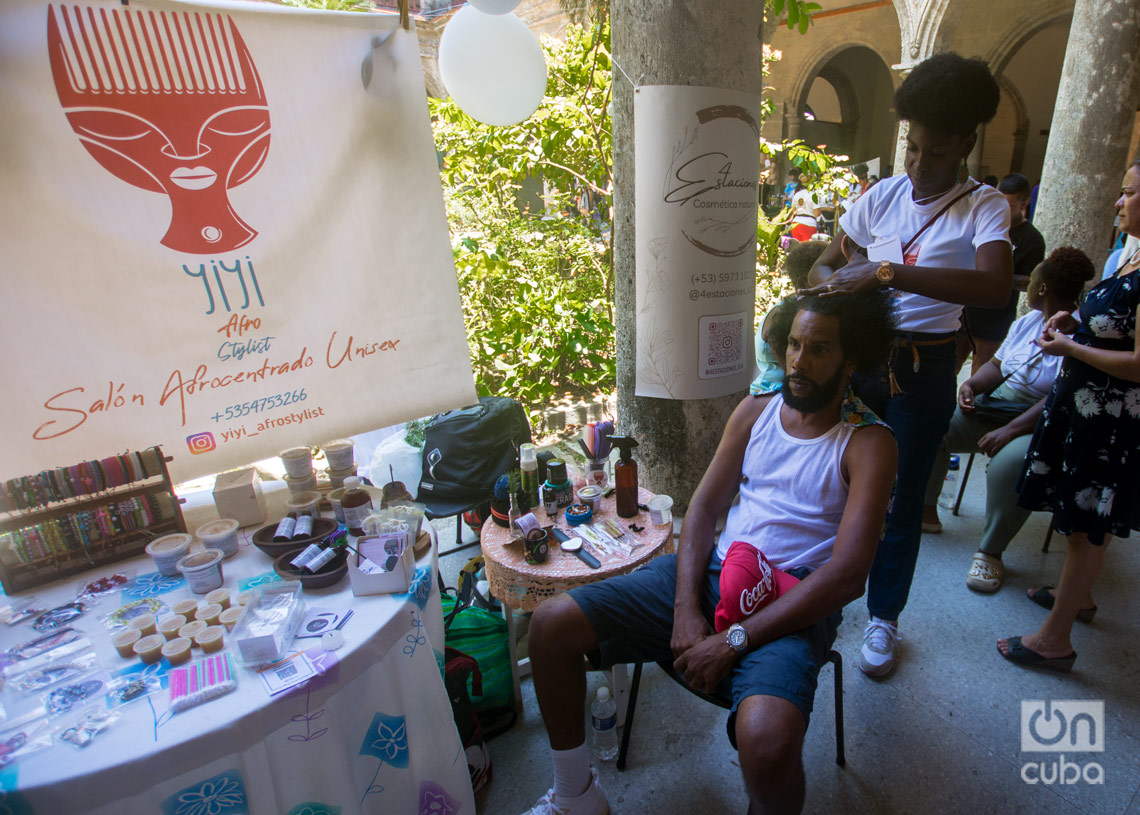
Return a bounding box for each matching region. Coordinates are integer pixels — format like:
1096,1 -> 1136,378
0,0 -> 476,483
634,85 -> 761,399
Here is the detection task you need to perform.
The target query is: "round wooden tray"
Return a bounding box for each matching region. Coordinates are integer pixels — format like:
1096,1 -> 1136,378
252,518 -> 339,559
272,547 -> 348,589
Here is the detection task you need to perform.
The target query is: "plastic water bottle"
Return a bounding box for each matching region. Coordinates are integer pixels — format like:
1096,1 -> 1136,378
938,455 -> 960,510
590,687 -> 618,761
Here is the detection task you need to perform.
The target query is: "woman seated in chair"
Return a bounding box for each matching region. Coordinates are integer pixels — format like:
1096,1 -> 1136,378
920,247 -> 1095,591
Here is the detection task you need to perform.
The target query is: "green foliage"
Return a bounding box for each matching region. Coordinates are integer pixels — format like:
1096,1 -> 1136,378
432,22 -> 614,425
452,217 -> 614,420
769,0 -> 823,34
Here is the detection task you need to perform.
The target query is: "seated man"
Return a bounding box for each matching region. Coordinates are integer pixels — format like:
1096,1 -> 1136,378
522,292 -> 898,815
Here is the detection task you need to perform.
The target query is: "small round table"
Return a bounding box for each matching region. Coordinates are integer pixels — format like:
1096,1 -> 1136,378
480,486 -> 674,712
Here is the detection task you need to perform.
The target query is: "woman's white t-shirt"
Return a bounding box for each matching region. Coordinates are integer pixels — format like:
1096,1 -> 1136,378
993,310 -> 1061,403
839,174 -> 1010,333
791,188 -> 818,227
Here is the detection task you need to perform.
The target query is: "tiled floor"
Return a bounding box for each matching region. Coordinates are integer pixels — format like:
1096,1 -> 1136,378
440,462 -> 1140,815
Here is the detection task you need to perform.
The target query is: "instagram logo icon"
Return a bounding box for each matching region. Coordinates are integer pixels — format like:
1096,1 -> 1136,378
186,432 -> 217,455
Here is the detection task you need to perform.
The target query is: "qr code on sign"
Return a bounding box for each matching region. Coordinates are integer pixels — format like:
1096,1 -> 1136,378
699,312 -> 747,379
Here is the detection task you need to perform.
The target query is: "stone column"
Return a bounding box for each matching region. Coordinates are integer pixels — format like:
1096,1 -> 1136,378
1034,0 -> 1140,271
611,1 -> 763,510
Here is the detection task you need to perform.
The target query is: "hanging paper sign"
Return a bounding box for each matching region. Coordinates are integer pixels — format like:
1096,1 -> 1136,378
0,0 -> 476,483
634,85 -> 761,399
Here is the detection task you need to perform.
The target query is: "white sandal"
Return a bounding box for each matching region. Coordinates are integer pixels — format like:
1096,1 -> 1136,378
966,553 -> 1004,593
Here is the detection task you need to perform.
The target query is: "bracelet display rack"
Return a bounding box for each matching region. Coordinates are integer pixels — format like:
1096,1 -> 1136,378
0,447 -> 187,594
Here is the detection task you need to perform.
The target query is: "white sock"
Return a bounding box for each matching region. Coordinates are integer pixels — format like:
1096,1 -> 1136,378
551,743 -> 591,798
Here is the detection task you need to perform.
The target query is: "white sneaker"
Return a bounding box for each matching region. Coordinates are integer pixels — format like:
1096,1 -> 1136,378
859,617 -> 900,677
521,769 -> 610,815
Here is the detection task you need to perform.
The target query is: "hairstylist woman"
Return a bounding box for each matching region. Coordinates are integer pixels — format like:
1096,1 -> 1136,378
920,248 -> 1096,592
999,161 -> 1140,672
802,53 -> 1013,677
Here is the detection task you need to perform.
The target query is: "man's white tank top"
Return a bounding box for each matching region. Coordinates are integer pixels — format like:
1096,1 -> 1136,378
716,393 -> 856,572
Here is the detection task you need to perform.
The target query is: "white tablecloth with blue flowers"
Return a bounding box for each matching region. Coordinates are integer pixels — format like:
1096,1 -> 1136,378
0,515 -> 475,815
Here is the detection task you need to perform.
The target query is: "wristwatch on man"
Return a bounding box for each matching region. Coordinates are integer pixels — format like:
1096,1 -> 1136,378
726,623 -> 748,653
876,259 -> 895,286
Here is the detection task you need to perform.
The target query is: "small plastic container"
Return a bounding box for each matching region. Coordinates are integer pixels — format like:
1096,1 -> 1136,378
328,488 -> 347,523
219,606 -> 243,632
577,485 -> 603,514
648,494 -> 674,526
195,519 -> 241,559
172,599 -> 200,619
565,503 -> 593,527
237,590 -> 257,606
284,472 -> 318,495
206,589 -> 232,610
162,637 -> 193,666
127,612 -> 157,637
280,446 -> 314,478
157,615 -> 187,641
146,533 -> 192,577
133,634 -> 166,665
328,466 -> 358,491
177,548 -> 225,594
179,620 -> 207,644
112,628 -> 141,658
196,603 -> 223,627
196,626 -> 225,654
324,439 -> 355,471
284,491 -> 322,520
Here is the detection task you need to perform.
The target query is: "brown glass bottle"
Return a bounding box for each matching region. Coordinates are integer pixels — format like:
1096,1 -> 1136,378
341,476 -> 373,535
611,436 -> 640,518
273,512 -> 298,542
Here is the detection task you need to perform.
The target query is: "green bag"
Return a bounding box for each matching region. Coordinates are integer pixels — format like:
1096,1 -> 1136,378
441,557 -> 515,717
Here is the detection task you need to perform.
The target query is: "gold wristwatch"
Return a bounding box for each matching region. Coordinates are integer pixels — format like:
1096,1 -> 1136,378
876,259 -> 895,287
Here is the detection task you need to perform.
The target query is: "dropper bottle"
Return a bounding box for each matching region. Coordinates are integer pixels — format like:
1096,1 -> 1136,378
610,436 -> 639,518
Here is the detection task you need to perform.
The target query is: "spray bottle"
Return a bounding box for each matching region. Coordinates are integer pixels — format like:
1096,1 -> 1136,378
610,435 -> 640,518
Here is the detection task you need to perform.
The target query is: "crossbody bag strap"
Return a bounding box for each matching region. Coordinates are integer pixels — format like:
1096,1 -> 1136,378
982,349 -> 1044,398
902,182 -> 983,256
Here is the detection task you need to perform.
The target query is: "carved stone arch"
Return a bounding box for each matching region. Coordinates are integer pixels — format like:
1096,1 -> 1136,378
799,64 -> 859,124
985,1 -> 1074,75
788,40 -> 900,123
996,74 -> 1029,135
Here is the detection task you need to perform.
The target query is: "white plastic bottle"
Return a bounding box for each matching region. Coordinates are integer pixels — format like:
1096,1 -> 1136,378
590,686 -> 618,761
938,455 -> 961,510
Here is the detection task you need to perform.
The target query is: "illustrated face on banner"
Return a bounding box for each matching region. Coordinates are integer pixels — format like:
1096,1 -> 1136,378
47,5 -> 271,254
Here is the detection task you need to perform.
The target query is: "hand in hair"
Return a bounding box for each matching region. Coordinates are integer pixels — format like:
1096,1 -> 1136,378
799,236 -> 882,298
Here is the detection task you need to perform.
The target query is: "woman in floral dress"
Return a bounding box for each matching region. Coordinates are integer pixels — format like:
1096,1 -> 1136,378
998,161 -> 1140,672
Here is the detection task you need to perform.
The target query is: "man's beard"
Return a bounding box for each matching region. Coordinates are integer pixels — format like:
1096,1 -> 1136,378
782,364 -> 846,413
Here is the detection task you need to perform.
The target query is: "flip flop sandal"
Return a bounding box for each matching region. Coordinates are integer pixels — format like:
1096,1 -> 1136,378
998,636 -> 1076,673
966,553 -> 1003,592
1027,586 -> 1097,623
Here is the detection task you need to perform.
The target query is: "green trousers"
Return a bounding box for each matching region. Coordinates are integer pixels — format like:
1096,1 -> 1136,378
924,407 -> 1036,557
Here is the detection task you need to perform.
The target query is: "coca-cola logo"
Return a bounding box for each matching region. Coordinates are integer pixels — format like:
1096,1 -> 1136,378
738,558 -> 774,616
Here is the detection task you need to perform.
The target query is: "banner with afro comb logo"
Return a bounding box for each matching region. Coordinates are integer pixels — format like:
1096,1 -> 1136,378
0,0 -> 476,482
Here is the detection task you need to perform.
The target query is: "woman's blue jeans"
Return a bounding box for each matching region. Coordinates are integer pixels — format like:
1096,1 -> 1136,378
856,336 -> 958,622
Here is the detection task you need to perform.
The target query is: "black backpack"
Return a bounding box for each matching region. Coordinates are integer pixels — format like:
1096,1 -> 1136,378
418,397 -> 531,517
